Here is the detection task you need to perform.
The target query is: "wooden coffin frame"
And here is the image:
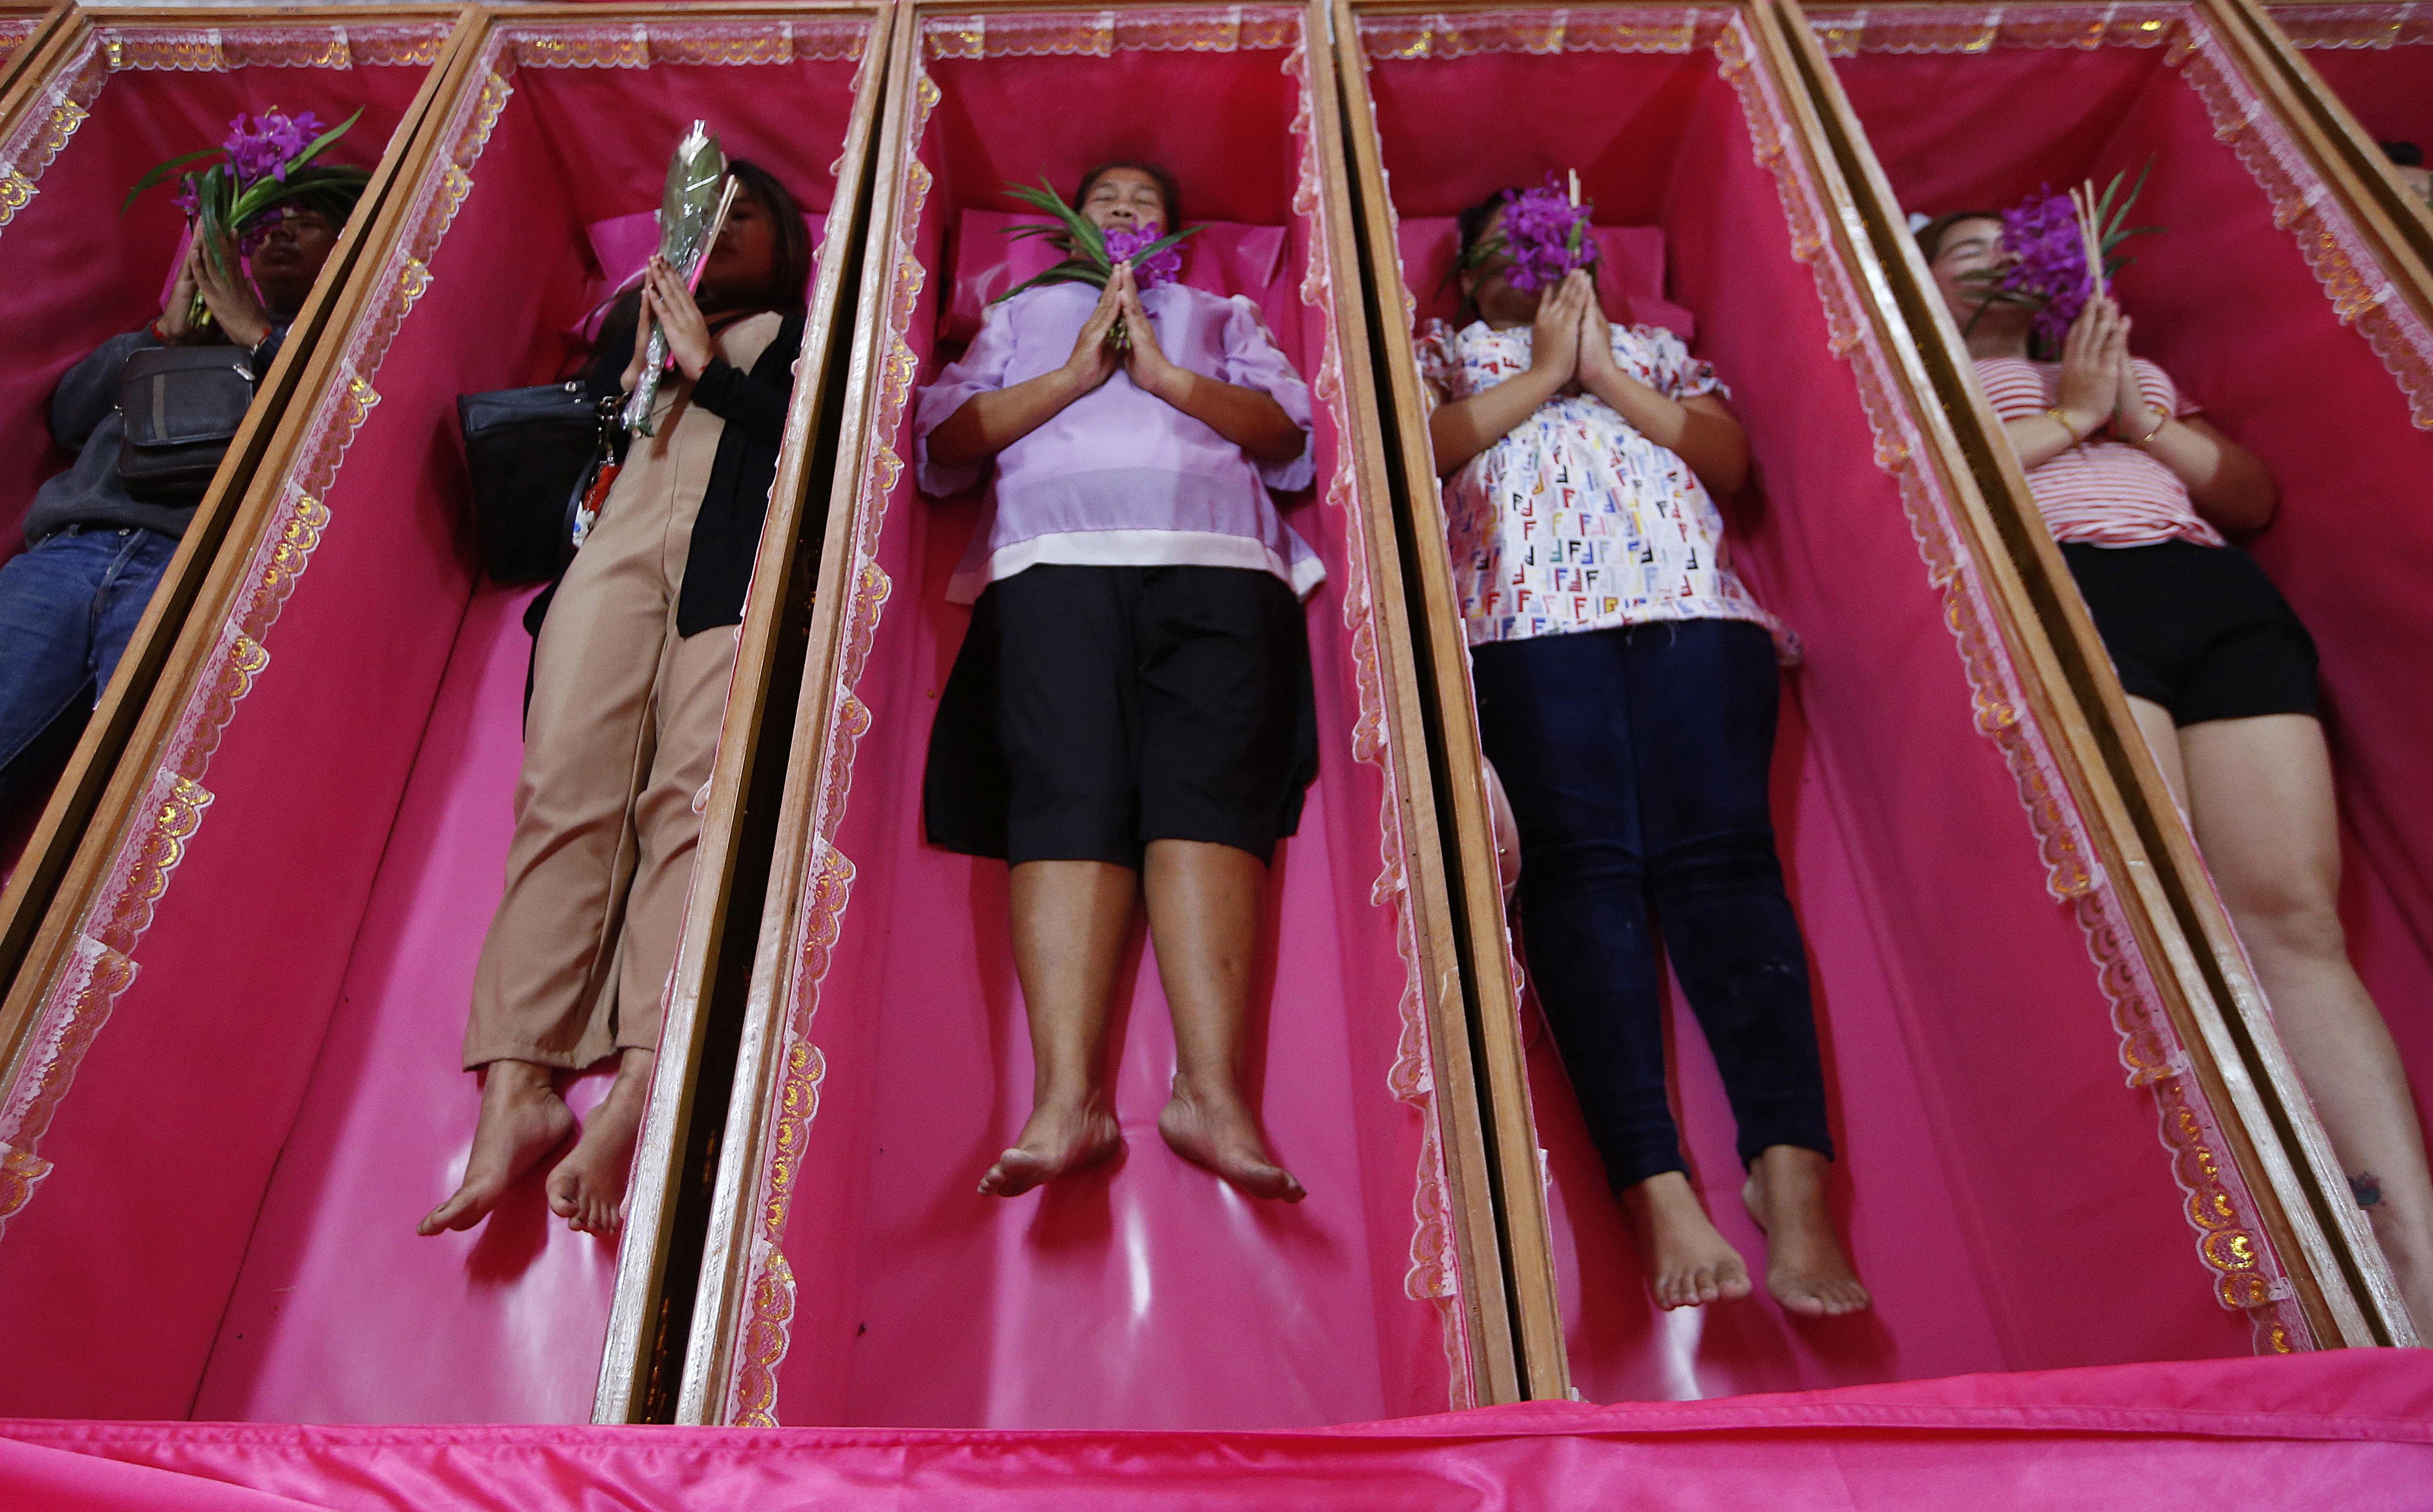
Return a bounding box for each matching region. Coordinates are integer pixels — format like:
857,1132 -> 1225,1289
668,0 -> 1528,1422
0,3 -> 68,104
1776,0 -> 2415,1348
0,3 -> 476,1044
2232,0 -> 2433,280
0,1 -> 895,1424
1335,0 -> 2410,1400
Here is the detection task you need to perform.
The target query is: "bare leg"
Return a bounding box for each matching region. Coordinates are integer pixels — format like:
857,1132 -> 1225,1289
2124,695 -> 2189,817
2182,713 -> 2433,1335
418,1059 -> 575,1236
1741,1144 -> 1871,1315
980,859 -> 1136,1196
1143,838 -> 1305,1201
1621,1171 -> 1750,1309
546,1046 -> 656,1236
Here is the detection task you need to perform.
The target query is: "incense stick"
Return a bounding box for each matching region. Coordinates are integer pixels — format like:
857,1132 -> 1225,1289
2070,180 -> 2106,299
686,175 -> 744,297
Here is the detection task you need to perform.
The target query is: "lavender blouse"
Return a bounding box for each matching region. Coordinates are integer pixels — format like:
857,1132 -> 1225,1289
914,281 -> 1321,604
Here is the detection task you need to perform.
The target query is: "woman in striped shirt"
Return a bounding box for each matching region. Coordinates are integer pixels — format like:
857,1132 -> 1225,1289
1922,212 -> 2433,1334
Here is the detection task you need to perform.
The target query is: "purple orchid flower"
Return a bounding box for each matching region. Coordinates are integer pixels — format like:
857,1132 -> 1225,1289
1491,177 -> 1598,294
1102,221 -> 1183,289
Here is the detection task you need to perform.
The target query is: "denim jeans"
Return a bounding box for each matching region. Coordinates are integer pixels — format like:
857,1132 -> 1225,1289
1471,618 -> 1833,1193
0,525 -> 179,817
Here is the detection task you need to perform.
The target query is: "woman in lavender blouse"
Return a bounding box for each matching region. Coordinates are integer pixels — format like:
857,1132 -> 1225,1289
914,162 -> 1318,1203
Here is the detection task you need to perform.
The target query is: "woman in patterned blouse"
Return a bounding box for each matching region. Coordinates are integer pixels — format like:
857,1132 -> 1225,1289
1420,191 -> 1868,1316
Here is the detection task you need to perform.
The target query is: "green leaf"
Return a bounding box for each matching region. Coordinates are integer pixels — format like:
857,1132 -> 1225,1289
1006,176 -> 1107,266
228,163 -> 371,227
283,105 -> 364,177
121,147 -> 220,214
997,261 -> 1109,303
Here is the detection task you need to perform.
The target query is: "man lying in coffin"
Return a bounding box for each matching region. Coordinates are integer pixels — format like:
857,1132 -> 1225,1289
0,115 -> 363,821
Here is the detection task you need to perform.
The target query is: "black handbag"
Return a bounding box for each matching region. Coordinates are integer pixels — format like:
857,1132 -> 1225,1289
456,380 -> 620,585
117,345 -> 256,503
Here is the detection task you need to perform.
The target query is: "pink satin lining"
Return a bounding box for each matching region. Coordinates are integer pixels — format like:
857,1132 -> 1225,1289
753,37 -> 1452,1431
1831,20 -> 2433,1302
0,48 -> 863,1422
2283,33 -> 2433,151
4,1353 -> 2433,1510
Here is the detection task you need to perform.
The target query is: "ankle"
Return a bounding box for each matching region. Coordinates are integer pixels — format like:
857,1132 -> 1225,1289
482,1060 -> 557,1098
1167,1071 -> 1246,1109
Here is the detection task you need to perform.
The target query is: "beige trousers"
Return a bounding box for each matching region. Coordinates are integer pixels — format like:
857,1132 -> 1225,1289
463,312 -> 782,1070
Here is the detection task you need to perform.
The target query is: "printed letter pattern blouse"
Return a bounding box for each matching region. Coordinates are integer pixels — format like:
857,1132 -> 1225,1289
915,282 -> 1322,604
1417,318 -> 1791,656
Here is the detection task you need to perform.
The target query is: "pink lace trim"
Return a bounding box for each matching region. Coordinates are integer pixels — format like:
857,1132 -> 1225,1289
922,5 -> 1298,60
2267,2 -> 2433,50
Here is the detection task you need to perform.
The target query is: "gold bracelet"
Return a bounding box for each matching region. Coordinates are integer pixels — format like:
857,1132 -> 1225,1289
2046,407 -> 2087,446
2127,403 -> 2168,448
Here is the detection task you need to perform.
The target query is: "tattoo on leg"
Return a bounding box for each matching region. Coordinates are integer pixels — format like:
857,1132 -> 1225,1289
2351,1170 -> 2385,1209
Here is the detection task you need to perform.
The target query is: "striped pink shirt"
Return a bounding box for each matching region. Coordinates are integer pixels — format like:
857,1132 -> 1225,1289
1976,356 -> 2224,549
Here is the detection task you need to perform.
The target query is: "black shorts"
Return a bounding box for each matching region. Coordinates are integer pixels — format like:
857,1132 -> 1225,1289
923,564 -> 1318,867
2059,540 -> 2319,727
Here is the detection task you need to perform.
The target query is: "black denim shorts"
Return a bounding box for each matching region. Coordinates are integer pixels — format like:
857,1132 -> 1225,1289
924,563 -> 1317,867
2060,540 -> 2319,727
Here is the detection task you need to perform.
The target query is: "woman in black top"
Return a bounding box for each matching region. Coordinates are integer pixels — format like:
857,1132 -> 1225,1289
422,161 -> 813,1240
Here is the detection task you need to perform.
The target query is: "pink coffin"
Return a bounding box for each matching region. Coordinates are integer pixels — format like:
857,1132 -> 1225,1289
0,7 -> 884,1424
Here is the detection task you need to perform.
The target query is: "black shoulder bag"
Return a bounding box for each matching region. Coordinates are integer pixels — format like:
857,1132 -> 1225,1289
117,345 -> 257,504
456,380 -> 623,585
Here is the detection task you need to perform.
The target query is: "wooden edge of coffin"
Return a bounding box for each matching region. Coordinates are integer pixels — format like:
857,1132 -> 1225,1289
1331,0 -> 1563,1404
1775,0 -> 2412,1347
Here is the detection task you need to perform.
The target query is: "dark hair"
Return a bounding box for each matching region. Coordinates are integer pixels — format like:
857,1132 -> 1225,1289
1449,187 -> 1526,316
1073,160 -> 1183,233
2383,140 -> 2426,169
1915,209 -> 2001,263
712,157 -> 812,315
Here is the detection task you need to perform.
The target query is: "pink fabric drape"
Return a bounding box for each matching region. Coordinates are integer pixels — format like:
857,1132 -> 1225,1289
3,1352 -> 2431,1510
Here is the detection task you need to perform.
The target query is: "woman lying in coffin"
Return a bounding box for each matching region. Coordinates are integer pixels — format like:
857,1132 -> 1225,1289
420,161 -> 812,1239
1420,188 -> 1870,1316
1922,210 -> 2433,1333
915,161 -> 1318,1202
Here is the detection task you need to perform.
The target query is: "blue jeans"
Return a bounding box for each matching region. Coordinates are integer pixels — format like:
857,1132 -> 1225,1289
0,525 -> 178,818
1471,619 -> 1833,1193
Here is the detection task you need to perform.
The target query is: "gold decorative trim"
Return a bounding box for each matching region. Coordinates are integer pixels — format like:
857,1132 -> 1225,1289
923,5 -> 1298,59
1714,11 -> 2305,1350
1358,6 -> 1727,59
509,18 -> 866,70
2267,2 -> 2433,50
1806,2 -> 2181,56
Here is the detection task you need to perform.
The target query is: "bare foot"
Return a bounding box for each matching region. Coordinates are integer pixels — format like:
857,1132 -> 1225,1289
980,1095 -> 1124,1197
1620,1170 -> 1752,1309
546,1047 -> 655,1236
1158,1078 -> 1305,1202
1742,1145 -> 1871,1317
418,1060 -> 575,1236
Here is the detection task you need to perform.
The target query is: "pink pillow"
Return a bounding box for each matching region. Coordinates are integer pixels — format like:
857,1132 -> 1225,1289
584,209 -> 826,299
1396,216 -> 1695,343
943,209 -> 1288,343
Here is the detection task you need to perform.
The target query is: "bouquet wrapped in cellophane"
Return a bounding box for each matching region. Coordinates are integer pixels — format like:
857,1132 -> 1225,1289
624,121 -> 740,435
126,108 -> 369,329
